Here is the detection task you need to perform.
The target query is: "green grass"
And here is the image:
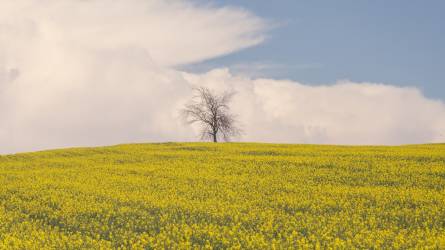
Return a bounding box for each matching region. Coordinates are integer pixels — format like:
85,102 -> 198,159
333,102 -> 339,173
1,143 -> 445,249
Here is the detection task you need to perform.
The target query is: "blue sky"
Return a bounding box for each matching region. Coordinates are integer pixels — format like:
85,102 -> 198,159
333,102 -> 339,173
191,0 -> 445,101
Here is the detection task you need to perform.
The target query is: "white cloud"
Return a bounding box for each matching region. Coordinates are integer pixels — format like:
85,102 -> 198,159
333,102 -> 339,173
0,0 -> 266,67
185,69 -> 445,145
1,0 -> 444,154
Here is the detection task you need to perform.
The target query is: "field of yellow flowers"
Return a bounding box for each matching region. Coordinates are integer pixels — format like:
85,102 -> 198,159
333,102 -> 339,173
0,143 -> 445,249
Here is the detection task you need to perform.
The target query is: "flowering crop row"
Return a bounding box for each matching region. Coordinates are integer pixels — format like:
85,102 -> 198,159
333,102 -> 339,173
0,143 -> 444,249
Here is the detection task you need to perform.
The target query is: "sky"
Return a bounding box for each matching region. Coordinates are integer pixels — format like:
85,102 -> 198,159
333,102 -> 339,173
0,0 -> 444,154
191,0 -> 445,101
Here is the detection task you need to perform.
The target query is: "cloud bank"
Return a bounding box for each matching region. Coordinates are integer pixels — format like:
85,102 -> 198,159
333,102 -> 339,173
185,69 -> 445,145
1,0 -> 444,153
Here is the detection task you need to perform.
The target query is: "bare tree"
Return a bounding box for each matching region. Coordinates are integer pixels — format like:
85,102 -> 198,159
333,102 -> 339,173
181,87 -> 241,142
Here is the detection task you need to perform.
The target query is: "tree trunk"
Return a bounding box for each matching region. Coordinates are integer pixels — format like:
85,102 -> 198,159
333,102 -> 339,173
212,132 -> 217,143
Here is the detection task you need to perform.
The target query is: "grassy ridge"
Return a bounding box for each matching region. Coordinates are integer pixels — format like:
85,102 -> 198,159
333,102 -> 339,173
1,143 -> 445,249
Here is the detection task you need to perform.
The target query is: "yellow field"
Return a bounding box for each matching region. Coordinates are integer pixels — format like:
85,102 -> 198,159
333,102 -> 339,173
0,143 -> 445,249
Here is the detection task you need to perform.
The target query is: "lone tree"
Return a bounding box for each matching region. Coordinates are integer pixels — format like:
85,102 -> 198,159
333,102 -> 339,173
181,87 -> 241,142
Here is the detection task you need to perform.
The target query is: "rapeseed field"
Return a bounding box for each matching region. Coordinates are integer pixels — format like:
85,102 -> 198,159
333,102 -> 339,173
0,143 -> 444,249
